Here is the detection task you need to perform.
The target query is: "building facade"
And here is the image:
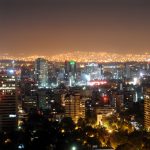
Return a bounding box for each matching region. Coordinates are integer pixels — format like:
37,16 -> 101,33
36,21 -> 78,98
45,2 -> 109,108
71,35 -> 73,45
64,93 -> 85,123
144,87 -> 150,131
64,61 -> 77,86
0,69 -> 17,131
35,58 -> 49,88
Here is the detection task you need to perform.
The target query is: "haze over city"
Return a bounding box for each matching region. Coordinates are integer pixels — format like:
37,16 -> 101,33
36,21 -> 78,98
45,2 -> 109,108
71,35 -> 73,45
0,0 -> 150,56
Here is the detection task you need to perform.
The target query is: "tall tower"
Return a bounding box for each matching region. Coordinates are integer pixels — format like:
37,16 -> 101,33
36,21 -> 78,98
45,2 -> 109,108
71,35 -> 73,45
0,69 -> 17,131
144,87 -> 150,131
64,60 -> 76,86
35,58 -> 49,89
124,63 -> 131,79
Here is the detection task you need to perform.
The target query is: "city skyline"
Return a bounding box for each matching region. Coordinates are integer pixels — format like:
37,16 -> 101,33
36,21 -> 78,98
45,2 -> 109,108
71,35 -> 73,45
1,1 -> 150,149
0,0 -> 150,56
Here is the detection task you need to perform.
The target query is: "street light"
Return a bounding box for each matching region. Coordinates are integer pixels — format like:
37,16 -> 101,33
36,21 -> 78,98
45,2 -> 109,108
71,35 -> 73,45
108,129 -> 113,134
72,146 -> 76,150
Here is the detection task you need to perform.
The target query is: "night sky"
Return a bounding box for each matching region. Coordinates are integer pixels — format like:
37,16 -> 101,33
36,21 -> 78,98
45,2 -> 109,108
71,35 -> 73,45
0,0 -> 150,56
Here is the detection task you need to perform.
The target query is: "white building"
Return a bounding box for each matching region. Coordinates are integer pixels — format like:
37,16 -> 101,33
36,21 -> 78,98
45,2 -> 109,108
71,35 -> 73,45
35,58 -> 49,88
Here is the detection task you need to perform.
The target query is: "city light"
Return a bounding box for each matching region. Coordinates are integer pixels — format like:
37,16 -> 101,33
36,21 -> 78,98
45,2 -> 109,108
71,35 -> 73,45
71,146 -> 77,150
9,114 -> 16,118
70,61 -> 75,65
88,80 -> 107,86
108,129 -> 113,134
8,69 -> 14,74
18,144 -> 25,149
0,52 -> 150,62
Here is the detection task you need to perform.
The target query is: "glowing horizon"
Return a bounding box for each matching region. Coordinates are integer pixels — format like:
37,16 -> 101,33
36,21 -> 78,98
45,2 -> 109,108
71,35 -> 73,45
0,51 -> 150,63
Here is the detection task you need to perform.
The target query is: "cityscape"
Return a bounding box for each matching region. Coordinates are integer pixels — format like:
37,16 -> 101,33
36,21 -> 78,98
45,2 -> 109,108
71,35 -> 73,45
0,57 -> 150,150
1,0 -> 150,150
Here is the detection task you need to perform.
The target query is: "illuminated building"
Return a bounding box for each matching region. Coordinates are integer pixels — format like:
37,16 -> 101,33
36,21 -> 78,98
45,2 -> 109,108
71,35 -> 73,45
20,66 -> 37,96
124,63 -> 131,79
0,69 -> 17,131
21,66 -> 34,81
38,89 -> 51,110
65,61 -> 76,86
96,106 -> 115,125
22,96 -> 38,112
102,64 -> 123,80
144,87 -> 150,131
95,107 -> 115,116
112,92 -> 124,112
124,91 -> 137,108
35,58 -> 49,88
64,93 -> 85,123
85,63 -> 102,80
147,61 -> 150,76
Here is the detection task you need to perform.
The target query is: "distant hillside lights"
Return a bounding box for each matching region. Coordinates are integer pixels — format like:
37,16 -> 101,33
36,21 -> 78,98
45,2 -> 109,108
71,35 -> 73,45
0,52 -> 150,62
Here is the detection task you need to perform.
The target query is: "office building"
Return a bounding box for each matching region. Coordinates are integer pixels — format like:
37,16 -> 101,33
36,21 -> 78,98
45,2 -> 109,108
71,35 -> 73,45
0,69 -> 17,131
64,61 -> 76,86
86,63 -> 102,80
35,58 -> 49,88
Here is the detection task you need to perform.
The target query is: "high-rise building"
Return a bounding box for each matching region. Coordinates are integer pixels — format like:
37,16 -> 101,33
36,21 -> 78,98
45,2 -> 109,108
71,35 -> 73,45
124,63 -> 131,79
85,63 -> 102,80
35,58 -> 49,88
64,93 -> 85,123
64,61 -> 76,86
144,87 -> 150,131
0,69 -> 17,131
38,89 -> 51,110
